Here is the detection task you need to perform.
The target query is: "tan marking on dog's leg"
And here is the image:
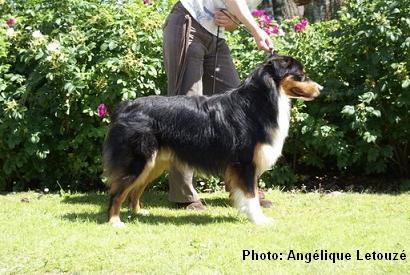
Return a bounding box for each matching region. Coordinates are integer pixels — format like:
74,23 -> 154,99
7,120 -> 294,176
225,166 -> 274,225
129,149 -> 171,215
108,153 -> 157,227
108,186 -> 130,228
129,187 -> 143,213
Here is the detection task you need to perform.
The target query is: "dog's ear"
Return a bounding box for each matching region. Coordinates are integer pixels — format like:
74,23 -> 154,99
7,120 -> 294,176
269,50 -> 279,57
264,54 -> 300,82
266,56 -> 293,71
265,52 -> 282,65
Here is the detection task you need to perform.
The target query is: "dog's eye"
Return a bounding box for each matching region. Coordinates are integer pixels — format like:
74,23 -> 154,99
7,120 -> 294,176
293,75 -> 305,82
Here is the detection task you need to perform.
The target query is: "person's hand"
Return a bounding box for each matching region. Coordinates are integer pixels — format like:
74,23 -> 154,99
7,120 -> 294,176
214,10 -> 238,31
252,28 -> 274,52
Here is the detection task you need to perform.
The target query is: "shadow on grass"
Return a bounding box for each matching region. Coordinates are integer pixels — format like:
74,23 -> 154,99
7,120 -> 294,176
202,196 -> 231,207
61,191 -> 171,208
61,211 -> 238,225
61,191 -> 231,208
61,191 -> 237,225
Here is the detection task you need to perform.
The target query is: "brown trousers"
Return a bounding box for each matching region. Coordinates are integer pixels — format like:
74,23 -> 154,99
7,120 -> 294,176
163,2 -> 240,203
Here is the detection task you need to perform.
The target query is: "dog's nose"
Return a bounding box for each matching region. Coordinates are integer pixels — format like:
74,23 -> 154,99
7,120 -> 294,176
315,82 -> 324,91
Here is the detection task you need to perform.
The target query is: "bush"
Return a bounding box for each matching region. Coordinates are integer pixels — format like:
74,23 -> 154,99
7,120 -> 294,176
278,0 -> 410,178
0,0 -> 170,191
1,0 -> 408,191
229,0 -> 410,186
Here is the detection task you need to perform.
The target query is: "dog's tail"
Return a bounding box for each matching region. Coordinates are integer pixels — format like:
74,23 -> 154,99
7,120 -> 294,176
103,118 -> 158,185
103,122 -> 130,184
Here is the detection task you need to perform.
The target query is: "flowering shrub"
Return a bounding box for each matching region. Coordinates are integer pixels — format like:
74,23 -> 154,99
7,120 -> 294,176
251,9 -> 282,36
0,0 -> 172,191
0,0 -> 408,191
293,18 -> 308,32
273,0 -> 410,180
5,17 -> 17,26
232,0 -> 409,186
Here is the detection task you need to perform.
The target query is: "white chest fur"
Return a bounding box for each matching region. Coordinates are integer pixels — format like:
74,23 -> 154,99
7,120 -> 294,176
255,95 -> 290,175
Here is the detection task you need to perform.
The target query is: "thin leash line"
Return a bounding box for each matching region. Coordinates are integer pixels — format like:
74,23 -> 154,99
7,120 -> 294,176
212,25 -> 220,95
211,9 -> 277,94
220,9 -> 252,36
212,9 -> 241,95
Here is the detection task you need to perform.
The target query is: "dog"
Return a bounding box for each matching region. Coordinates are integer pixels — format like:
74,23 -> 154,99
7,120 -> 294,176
103,53 -> 322,227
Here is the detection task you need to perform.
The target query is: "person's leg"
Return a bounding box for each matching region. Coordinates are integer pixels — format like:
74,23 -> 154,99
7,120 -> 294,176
163,5 -> 208,208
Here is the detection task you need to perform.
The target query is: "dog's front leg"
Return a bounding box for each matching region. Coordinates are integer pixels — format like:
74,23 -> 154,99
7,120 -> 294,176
225,165 -> 274,225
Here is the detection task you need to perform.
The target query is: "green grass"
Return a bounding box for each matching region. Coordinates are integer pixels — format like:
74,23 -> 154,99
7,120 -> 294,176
0,190 -> 409,274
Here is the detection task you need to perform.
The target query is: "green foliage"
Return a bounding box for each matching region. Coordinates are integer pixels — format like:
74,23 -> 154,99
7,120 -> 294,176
279,0 -> 410,178
230,0 -> 410,187
260,163 -> 297,188
1,0 -> 409,191
0,0 -> 170,190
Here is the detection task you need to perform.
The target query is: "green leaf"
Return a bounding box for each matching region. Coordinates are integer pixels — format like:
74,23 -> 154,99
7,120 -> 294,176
402,79 -> 410,89
64,83 -> 76,93
341,105 -> 355,116
30,132 -> 40,144
363,131 -> 377,143
108,41 -> 117,50
35,51 -> 44,60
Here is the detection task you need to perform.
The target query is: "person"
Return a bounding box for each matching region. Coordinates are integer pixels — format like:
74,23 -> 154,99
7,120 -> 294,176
162,0 -> 274,210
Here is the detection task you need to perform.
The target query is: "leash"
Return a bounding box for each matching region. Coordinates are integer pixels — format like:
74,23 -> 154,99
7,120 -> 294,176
212,25 -> 220,95
220,9 -> 252,35
211,9 -> 277,94
212,9 -> 252,94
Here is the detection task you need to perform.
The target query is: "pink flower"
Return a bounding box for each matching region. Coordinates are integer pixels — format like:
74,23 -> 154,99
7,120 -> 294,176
259,14 -> 272,27
6,17 -> 17,26
143,0 -> 150,4
97,103 -> 107,118
300,18 -> 308,25
293,18 -> 308,32
265,25 -> 280,35
251,9 -> 266,17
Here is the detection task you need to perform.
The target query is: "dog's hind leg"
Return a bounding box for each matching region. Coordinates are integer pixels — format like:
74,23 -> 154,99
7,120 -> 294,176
108,152 -> 160,227
128,185 -> 149,216
105,120 -> 162,227
225,165 -> 274,225
108,177 -> 135,228
128,148 -> 171,215
108,154 -> 157,227
128,162 -> 167,216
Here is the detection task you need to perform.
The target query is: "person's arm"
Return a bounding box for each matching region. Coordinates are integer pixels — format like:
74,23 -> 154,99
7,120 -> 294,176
222,0 -> 273,52
214,10 -> 238,32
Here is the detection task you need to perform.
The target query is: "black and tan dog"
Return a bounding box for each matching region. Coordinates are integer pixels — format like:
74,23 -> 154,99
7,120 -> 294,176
103,53 -> 322,227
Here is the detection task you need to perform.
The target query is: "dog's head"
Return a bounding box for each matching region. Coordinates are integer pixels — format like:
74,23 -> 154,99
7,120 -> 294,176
264,53 -> 322,101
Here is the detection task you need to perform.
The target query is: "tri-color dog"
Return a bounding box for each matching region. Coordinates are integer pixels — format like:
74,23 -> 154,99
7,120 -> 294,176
103,53 -> 322,227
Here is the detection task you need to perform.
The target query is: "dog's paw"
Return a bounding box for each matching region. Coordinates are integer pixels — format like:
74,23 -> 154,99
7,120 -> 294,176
110,221 -> 125,228
109,217 -> 125,228
135,209 -> 150,216
251,215 -> 275,225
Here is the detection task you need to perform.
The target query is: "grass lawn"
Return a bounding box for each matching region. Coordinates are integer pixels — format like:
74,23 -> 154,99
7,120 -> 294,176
0,190 -> 409,274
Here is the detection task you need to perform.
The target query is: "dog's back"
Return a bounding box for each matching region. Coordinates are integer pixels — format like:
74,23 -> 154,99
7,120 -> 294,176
104,95 -> 238,182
